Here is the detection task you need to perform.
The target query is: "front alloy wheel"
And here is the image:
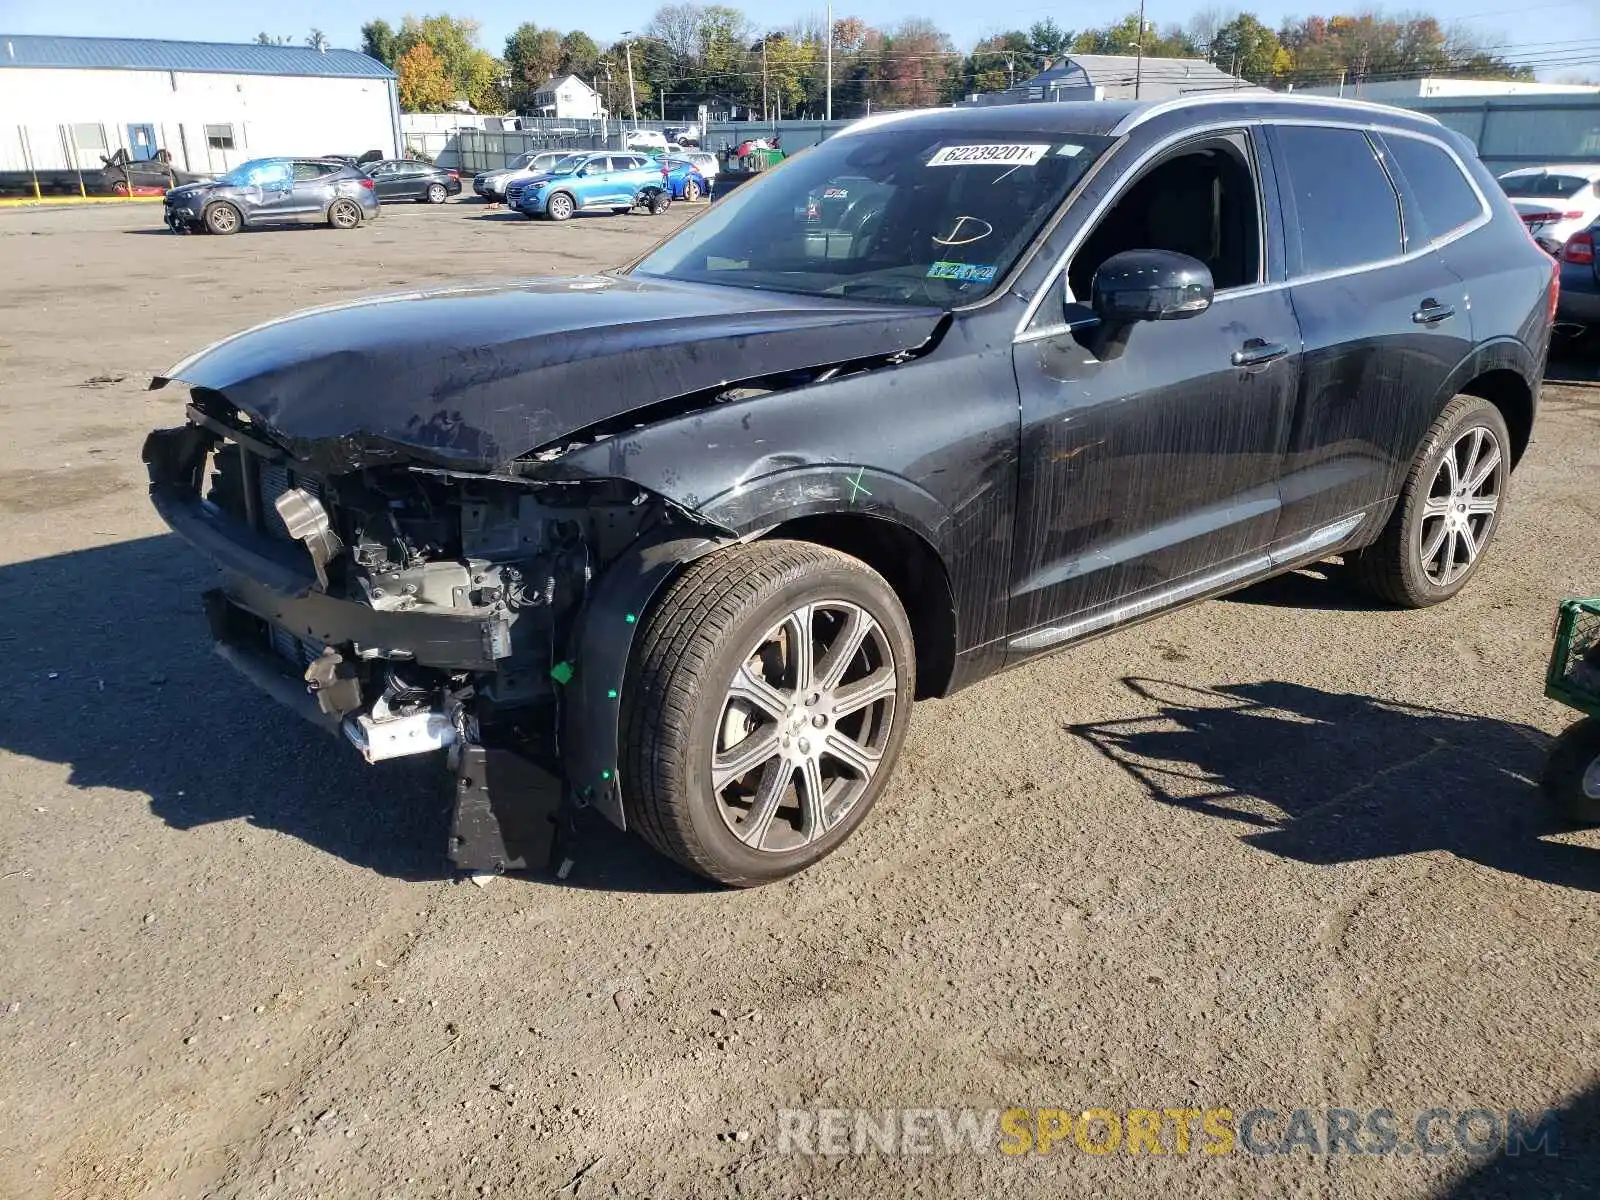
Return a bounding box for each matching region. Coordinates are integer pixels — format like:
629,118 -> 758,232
621,541 -> 916,886
711,601 -> 898,853
546,193 -> 574,221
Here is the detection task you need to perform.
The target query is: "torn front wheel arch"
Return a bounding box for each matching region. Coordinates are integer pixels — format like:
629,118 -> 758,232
559,530 -> 731,829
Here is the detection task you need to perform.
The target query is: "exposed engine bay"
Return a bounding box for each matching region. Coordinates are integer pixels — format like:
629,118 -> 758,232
144,392 -> 727,873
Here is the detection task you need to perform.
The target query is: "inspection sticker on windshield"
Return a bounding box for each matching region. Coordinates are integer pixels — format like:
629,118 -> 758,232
927,261 -> 998,283
927,144 -> 1050,168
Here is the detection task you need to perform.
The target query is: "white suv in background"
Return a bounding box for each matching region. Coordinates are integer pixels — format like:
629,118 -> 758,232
1497,164 -> 1600,254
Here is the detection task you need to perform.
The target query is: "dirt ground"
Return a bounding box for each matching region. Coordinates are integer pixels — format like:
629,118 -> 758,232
0,199 -> 1597,1200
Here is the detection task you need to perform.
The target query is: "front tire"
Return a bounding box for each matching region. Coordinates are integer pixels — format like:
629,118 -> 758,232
1347,394 -> 1510,608
203,202 -> 241,235
1543,718 -> 1600,824
546,192 -> 574,221
621,541 -> 916,887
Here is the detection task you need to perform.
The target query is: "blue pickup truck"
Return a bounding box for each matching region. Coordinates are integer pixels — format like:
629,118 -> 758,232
507,152 -> 670,221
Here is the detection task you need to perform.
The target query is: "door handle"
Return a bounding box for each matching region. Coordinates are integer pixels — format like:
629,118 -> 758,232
1412,300 -> 1456,325
1232,339 -> 1289,367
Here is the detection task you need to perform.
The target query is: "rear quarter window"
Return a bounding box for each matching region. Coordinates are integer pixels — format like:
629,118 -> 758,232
1272,125 -> 1403,275
1383,135 -> 1485,241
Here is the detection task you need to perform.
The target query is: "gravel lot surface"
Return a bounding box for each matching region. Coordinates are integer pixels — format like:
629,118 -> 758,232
1,200 -> 1597,1200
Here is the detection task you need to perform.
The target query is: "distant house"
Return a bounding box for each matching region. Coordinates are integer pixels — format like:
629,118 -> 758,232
532,74 -> 603,120
965,53 -> 1257,106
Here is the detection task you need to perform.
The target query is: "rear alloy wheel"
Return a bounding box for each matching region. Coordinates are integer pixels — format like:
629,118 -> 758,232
682,179 -> 700,202
327,198 -> 362,229
546,192 -> 574,221
1347,395 -> 1510,607
621,540 -> 915,886
1543,717 -> 1600,824
203,202 -> 241,235
426,182 -> 447,204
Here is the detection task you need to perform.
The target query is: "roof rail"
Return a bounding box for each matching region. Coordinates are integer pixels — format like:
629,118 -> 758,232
1112,90 -> 1443,134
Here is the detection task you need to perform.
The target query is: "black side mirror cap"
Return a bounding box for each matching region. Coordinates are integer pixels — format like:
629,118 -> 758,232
1090,249 -> 1215,323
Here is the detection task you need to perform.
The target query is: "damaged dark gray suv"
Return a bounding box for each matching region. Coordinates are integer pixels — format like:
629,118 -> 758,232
146,96 -> 1557,885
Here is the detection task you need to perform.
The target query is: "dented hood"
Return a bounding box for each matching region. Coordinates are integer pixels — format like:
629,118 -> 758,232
153,275 -> 945,473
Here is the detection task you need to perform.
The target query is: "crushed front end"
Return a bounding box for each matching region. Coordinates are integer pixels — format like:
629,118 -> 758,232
143,393 -> 699,874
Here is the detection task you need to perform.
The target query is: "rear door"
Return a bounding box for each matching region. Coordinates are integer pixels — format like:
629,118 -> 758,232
288,160 -> 340,218
1264,123 -> 1475,541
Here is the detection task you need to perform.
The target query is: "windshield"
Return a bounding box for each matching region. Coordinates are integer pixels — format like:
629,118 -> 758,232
509,153 -> 538,170
632,125 -> 1112,304
1499,172 -> 1594,199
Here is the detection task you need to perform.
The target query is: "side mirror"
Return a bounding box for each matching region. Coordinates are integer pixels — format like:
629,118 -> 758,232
1090,249 -> 1215,323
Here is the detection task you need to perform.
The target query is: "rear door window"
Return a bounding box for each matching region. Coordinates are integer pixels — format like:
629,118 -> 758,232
1271,125 -> 1403,276
1382,135 -> 1485,241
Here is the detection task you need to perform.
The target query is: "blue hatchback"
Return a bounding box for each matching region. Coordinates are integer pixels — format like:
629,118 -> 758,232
662,157 -> 711,202
508,152 -> 668,221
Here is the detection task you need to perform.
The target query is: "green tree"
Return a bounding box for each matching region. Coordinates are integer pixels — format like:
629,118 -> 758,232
1209,13 -> 1282,82
397,43 -> 453,110
360,19 -> 399,67
394,14 -> 507,111
559,31 -> 601,78
1028,18 -> 1073,64
305,28 -> 329,51
255,32 -> 290,46
1073,13 -> 1198,58
504,22 -> 562,107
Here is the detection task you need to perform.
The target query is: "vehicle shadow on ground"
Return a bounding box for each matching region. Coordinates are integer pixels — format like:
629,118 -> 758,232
1069,677 -> 1598,893
1437,1077 -> 1600,1196
0,533 -> 710,892
1219,562 -> 1379,612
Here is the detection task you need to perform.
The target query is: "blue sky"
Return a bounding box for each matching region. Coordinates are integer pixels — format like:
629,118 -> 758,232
5,0 -> 1598,79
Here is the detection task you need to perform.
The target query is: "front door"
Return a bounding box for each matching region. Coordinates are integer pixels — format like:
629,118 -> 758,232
369,162 -> 410,201
1263,124 -> 1477,540
1008,130 -> 1301,655
126,123 -> 157,161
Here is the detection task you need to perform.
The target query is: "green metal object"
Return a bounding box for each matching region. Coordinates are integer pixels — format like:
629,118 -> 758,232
1545,597 -> 1600,718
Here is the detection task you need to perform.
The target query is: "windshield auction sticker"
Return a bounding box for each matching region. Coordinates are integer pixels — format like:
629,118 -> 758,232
927,144 -> 1050,167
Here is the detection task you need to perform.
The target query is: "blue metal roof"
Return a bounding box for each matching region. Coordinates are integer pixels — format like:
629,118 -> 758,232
0,35 -> 394,79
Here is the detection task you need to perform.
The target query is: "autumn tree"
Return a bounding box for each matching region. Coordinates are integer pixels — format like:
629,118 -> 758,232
397,43 -> 453,110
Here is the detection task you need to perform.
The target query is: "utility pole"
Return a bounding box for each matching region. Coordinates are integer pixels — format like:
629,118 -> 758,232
624,37 -> 639,124
761,37 -> 769,123
1134,0 -> 1146,99
661,85 -> 666,122
825,0 -> 833,120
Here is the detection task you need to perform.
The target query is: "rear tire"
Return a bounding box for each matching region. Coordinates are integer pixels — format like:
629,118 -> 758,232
1542,717 -> 1600,824
327,198 -> 362,229
620,540 -> 915,887
1347,394 -> 1510,608
426,182 -> 447,204
683,179 -> 700,202
203,201 -> 241,235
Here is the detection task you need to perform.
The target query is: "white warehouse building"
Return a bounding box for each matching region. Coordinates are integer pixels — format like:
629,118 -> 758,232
0,35 -> 400,176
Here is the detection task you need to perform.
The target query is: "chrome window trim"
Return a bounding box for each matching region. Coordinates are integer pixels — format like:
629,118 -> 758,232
1375,126 -> 1494,246
1014,116 -> 1492,344
1111,91 -> 1443,136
